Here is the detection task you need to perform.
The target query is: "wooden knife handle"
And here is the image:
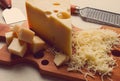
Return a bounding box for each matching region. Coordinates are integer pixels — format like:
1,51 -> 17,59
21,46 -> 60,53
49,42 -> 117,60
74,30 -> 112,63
0,0 -> 11,9
71,5 -> 80,15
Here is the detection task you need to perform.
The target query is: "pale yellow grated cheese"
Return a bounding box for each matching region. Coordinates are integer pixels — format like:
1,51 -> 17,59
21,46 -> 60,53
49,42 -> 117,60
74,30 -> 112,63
68,29 -> 120,81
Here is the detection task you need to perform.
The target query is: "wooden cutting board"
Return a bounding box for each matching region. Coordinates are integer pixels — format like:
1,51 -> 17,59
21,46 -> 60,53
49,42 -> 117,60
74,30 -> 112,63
0,22 -> 120,81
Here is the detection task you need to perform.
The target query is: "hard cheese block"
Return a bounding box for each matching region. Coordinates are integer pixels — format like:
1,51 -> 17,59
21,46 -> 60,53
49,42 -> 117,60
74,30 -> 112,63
18,28 -> 35,44
8,38 -> 27,57
54,53 -> 67,66
30,36 -> 46,53
26,0 -> 72,56
5,31 -> 14,45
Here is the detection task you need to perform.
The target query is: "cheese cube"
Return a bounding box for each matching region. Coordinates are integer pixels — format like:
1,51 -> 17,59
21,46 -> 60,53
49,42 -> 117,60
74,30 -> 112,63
26,0 -> 72,56
54,53 -> 67,66
10,25 -> 20,33
18,28 -> 35,43
8,38 -> 27,57
10,25 -> 21,38
30,36 -> 46,53
5,31 -> 14,45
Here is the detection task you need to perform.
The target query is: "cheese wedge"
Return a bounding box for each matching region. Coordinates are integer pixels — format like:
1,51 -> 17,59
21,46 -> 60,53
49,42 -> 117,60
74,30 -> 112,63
26,0 -> 72,56
8,38 -> 27,57
30,36 -> 46,54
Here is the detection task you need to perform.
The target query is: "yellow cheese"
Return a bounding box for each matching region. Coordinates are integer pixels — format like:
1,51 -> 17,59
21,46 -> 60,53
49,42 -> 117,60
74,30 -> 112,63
26,0 -> 72,56
10,25 -> 20,34
18,28 -> 35,43
8,38 -> 27,57
68,29 -> 120,78
10,25 -> 21,38
5,31 -> 14,45
54,52 -> 67,66
30,36 -> 46,53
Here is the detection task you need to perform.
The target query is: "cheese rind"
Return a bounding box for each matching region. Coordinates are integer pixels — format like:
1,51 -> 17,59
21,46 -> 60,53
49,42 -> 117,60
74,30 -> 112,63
8,38 -> 27,57
26,0 -> 72,56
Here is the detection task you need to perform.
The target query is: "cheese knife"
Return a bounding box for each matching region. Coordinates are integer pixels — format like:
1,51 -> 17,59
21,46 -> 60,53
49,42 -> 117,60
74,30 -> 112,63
0,0 -> 26,25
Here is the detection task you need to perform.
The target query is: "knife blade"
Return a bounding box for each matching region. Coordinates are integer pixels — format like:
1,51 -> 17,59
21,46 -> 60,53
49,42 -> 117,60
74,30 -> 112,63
0,0 -> 26,25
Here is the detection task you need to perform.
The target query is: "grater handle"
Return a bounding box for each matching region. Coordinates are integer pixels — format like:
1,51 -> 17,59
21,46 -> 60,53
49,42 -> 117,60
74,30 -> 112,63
71,5 -> 80,14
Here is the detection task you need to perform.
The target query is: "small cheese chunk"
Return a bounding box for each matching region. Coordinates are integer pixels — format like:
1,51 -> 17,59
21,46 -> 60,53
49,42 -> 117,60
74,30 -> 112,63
10,25 -> 22,38
30,36 -> 46,53
54,53 -> 67,66
18,28 -> 35,43
10,25 -> 20,34
8,38 -> 27,57
5,31 -> 14,45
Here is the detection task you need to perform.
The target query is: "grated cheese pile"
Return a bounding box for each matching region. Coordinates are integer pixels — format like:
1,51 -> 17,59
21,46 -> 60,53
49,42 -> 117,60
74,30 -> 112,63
68,29 -> 120,81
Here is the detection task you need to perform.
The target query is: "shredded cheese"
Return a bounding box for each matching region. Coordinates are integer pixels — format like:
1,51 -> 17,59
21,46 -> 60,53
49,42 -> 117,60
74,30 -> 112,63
68,29 -> 120,81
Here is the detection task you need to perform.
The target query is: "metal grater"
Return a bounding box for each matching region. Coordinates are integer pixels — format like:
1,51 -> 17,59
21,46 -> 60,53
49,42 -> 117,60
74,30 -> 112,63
71,5 -> 120,27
